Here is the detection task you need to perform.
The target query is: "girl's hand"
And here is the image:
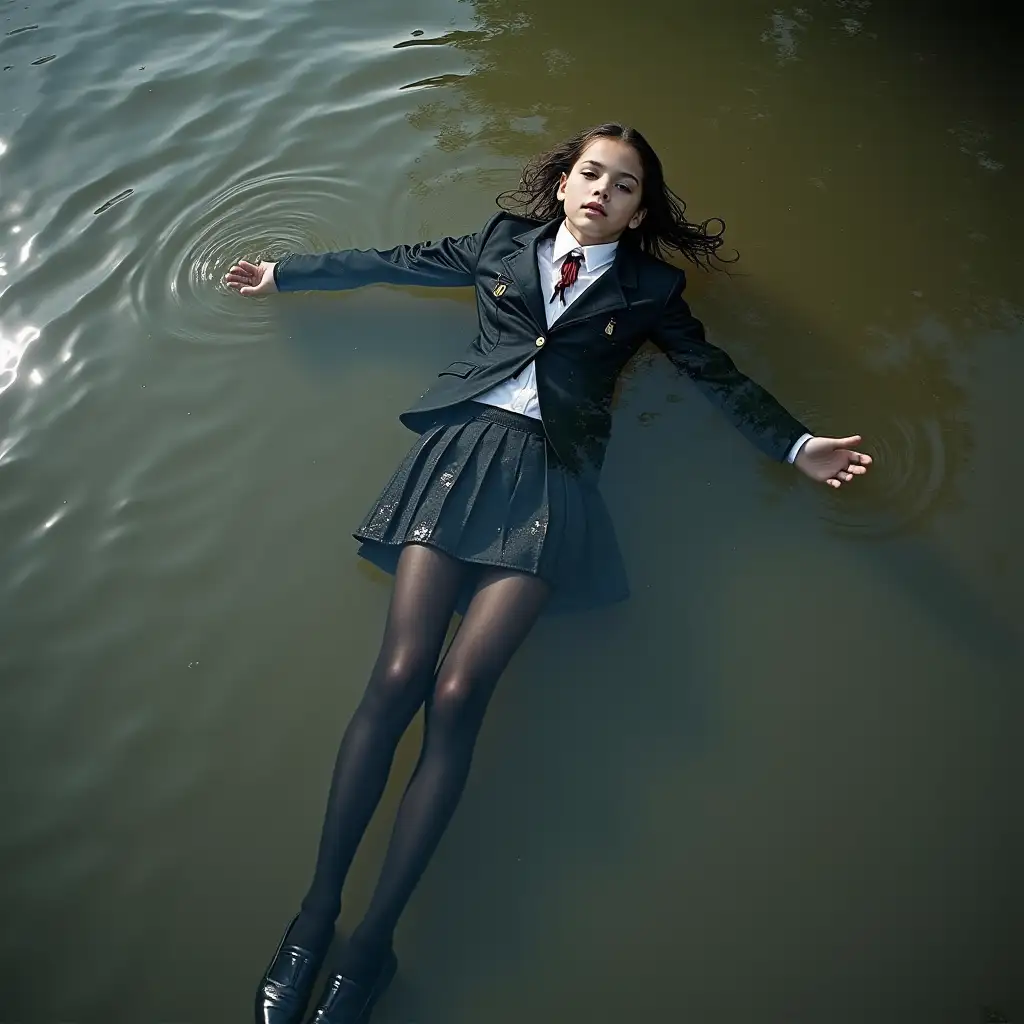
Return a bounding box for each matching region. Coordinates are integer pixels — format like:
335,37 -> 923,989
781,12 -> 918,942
795,435 -> 872,488
223,259 -> 278,297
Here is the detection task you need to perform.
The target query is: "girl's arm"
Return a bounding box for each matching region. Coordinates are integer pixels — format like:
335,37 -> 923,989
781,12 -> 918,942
651,275 -> 871,487
651,276 -> 809,462
275,232 -> 479,292
224,213 -> 501,297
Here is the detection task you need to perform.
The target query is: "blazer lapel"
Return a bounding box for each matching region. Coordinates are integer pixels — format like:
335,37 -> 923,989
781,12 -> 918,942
502,220 -> 556,334
550,243 -> 638,331
500,220 -> 641,333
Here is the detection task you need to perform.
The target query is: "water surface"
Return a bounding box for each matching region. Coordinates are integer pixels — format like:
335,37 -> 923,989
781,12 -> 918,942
1,0 -> 1021,1020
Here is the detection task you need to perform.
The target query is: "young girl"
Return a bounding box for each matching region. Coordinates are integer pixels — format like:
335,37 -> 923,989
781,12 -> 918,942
225,122 -> 870,1024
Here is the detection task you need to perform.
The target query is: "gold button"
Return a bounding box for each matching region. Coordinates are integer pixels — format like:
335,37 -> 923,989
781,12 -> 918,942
535,336 -> 546,347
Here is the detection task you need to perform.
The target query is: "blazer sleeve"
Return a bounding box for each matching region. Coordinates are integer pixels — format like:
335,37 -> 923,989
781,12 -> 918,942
650,272 -> 810,462
273,212 -> 503,293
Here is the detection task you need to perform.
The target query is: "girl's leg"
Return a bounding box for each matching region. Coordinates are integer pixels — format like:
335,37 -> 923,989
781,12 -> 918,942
338,566 -> 551,979
288,544 -> 468,953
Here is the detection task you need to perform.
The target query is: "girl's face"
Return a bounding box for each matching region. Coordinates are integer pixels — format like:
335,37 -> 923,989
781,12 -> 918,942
557,138 -> 647,245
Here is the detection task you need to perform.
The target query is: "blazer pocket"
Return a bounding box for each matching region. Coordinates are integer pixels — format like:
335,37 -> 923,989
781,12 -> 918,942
438,360 -> 477,378
476,277 -> 508,352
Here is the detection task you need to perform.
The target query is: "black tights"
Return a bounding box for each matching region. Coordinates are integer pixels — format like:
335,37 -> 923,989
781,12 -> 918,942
287,544 -> 549,979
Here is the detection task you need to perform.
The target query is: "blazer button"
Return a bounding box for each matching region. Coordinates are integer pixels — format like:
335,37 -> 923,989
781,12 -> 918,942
535,336 -> 546,347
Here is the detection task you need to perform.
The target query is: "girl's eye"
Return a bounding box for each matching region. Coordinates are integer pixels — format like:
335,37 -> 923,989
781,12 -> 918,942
616,183 -> 632,193
580,170 -> 596,179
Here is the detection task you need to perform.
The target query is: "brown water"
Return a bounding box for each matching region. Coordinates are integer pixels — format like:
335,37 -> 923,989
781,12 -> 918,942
1,0 -> 1021,1020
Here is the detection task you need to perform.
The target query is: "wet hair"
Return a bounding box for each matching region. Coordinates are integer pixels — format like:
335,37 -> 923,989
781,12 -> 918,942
497,122 -> 733,270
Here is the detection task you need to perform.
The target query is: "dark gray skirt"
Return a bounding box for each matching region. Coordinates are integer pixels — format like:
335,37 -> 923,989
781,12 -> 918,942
354,402 -> 629,615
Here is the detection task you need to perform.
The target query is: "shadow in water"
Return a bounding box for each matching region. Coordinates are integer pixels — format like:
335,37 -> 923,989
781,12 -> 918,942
341,0 -> 1024,1015
380,0 -> 1020,661
278,0 -> 1016,529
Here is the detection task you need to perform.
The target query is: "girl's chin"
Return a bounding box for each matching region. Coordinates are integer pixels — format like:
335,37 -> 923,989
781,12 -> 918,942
569,214 -> 617,238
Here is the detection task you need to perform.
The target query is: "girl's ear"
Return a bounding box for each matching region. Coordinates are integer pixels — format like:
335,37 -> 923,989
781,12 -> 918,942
556,172 -> 568,202
628,207 -> 647,230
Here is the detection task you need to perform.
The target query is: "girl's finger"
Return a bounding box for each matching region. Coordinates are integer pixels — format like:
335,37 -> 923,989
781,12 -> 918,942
839,471 -> 853,482
848,464 -> 867,475
827,478 -> 841,488
237,260 -> 260,273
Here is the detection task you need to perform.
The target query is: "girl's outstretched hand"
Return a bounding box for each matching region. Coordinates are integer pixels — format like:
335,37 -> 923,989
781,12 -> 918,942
795,435 -> 872,489
223,259 -> 278,297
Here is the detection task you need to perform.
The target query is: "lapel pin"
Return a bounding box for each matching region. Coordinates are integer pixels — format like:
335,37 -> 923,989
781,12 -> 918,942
604,318 -> 616,336
493,281 -> 507,297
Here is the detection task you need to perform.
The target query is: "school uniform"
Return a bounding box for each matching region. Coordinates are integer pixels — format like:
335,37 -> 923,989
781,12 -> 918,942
273,213 -> 811,612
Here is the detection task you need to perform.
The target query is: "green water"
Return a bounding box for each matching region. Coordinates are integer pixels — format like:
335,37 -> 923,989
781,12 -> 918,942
1,0 -> 1021,1020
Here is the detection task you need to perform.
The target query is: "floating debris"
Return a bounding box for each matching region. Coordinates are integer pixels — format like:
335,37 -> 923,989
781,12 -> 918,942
393,30 -> 477,49
6,25 -> 39,36
398,72 -> 468,90
93,189 -> 134,215
30,54 -> 56,65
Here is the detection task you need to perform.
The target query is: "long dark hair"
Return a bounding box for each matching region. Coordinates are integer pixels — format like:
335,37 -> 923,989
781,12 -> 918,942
497,123 -> 733,270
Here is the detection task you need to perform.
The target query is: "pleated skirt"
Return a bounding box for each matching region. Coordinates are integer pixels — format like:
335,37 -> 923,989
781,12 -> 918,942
354,402 -> 629,615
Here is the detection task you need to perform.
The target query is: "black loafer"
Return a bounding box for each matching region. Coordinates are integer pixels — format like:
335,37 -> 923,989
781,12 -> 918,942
255,917 -> 329,1024
305,949 -> 398,1024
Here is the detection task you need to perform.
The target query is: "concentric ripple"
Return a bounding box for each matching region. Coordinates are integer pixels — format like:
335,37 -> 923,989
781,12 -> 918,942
127,169 -> 364,347
814,411 -> 952,540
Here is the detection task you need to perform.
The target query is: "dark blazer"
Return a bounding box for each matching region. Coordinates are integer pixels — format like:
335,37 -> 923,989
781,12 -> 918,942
274,212 -> 809,480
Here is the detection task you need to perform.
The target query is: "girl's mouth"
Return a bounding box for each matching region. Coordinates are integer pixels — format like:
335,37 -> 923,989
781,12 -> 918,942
581,203 -> 606,216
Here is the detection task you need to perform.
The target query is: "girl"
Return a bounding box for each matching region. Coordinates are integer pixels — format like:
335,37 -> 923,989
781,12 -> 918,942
225,123 -> 871,1024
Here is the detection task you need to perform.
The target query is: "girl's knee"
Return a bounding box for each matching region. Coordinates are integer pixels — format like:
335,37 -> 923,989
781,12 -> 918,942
366,650 -> 433,715
430,672 -> 490,727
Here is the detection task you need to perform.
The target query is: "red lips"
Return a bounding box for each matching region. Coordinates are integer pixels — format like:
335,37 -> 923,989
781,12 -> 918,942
581,202 -> 606,215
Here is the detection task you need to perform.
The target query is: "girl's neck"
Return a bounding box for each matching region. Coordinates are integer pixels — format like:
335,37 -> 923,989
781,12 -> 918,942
562,217 -> 622,248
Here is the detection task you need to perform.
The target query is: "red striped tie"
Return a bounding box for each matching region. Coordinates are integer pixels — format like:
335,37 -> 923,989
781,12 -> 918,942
550,248 -> 584,306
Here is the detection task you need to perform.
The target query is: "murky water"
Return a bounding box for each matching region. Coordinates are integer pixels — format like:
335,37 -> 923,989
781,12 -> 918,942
1,0 -> 1021,1020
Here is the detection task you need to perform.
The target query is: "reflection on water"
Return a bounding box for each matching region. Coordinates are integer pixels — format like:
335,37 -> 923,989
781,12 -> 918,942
0,323 -> 41,395
0,0 -> 1021,1020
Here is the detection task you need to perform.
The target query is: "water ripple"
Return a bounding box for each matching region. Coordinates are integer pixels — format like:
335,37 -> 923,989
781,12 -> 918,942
814,411 -> 949,539
126,169 -> 363,347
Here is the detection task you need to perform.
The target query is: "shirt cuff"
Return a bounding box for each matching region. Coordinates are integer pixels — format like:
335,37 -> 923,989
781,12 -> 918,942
786,432 -> 814,464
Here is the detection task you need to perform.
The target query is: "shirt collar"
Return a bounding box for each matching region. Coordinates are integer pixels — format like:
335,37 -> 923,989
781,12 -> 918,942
552,220 -> 619,272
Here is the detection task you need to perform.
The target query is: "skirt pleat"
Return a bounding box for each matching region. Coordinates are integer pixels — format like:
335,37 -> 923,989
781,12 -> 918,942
378,420 -> 467,544
441,421 -> 508,558
499,427 -> 541,567
354,402 -> 629,615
